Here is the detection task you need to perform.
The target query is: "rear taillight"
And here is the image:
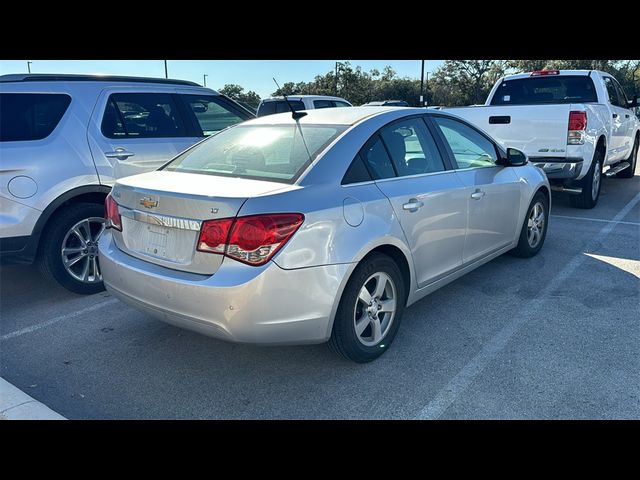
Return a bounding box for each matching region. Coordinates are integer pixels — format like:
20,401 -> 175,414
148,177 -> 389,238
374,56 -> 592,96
105,194 -> 122,231
568,111 -> 587,145
197,213 -> 304,266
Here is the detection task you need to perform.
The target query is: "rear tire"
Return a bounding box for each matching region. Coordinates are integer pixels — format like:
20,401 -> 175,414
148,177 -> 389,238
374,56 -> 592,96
616,135 -> 638,179
38,203 -> 106,295
511,191 -> 549,258
569,150 -> 603,209
328,253 -> 406,363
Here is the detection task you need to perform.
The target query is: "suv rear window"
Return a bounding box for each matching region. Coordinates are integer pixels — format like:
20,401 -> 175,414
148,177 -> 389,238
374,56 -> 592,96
0,93 -> 71,142
490,76 -> 597,105
162,123 -> 347,183
257,100 -> 305,117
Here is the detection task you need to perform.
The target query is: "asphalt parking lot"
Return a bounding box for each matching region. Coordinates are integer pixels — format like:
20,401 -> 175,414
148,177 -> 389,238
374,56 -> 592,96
1,170 -> 639,419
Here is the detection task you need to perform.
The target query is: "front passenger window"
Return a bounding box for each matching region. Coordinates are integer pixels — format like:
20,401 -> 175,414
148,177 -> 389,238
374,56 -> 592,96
432,117 -> 498,169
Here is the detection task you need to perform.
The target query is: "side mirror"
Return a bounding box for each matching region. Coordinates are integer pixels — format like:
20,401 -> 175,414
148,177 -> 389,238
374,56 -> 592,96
628,94 -> 638,109
506,148 -> 528,166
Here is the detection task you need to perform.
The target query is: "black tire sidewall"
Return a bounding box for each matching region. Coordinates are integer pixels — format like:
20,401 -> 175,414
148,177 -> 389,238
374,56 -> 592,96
330,253 -> 406,362
513,191 -> 549,257
39,203 -> 106,295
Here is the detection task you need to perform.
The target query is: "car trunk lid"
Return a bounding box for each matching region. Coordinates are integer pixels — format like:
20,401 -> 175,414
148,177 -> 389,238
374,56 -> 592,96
109,170 -> 291,275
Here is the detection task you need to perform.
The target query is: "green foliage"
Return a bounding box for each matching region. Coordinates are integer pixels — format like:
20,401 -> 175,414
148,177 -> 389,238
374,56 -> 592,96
218,84 -> 262,108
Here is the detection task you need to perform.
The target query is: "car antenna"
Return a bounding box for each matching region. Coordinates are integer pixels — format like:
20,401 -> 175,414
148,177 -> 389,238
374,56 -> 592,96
272,77 -> 313,165
273,77 -> 307,120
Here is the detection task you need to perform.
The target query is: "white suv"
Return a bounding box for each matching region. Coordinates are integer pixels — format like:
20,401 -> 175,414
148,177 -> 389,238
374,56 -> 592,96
256,95 -> 352,116
0,74 -> 254,294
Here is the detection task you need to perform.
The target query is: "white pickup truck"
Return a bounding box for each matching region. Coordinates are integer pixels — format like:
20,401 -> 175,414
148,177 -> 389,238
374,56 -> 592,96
447,70 -> 639,208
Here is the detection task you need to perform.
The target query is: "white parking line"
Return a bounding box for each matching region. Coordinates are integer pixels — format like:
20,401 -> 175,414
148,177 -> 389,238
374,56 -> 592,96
551,214 -> 640,227
414,191 -> 640,420
0,298 -> 119,341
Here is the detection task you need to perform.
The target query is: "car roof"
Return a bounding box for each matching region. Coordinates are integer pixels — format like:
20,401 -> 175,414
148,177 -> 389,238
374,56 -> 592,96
0,73 -> 203,87
247,106 -> 427,126
261,95 -> 349,102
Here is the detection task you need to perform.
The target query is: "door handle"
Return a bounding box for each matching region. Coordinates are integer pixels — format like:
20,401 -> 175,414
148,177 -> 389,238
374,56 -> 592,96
403,199 -> 424,211
625,114 -> 630,118
471,190 -> 486,200
104,148 -> 135,160
612,113 -> 618,119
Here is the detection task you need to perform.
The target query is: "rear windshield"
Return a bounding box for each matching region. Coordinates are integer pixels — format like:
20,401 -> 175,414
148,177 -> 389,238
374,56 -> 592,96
162,123 -> 347,183
0,93 -> 71,142
490,76 -> 597,105
257,100 -> 305,117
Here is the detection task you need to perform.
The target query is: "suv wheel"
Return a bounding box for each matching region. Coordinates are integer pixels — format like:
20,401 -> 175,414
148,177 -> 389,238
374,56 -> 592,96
570,150 -> 603,209
39,203 -> 106,295
328,253 -> 406,363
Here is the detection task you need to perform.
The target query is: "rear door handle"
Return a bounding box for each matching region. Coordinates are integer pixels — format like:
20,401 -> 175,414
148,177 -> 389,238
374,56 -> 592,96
612,113 -> 618,119
471,190 -> 486,200
105,148 -> 135,160
403,199 -> 424,211
625,114 -> 630,118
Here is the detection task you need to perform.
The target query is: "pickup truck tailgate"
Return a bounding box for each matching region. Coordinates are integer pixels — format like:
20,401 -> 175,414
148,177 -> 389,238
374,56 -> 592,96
446,104 -> 573,159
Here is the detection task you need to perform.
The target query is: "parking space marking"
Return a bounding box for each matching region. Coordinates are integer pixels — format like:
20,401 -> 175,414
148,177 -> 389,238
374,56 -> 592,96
0,298 -> 118,341
414,191 -> 640,420
551,214 -> 640,227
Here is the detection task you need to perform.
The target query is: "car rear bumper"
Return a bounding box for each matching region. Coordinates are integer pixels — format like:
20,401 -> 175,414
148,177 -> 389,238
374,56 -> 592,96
529,157 -> 584,179
98,231 -> 351,345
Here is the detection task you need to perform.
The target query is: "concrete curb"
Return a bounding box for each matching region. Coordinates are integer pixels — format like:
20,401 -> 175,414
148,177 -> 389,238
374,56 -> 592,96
0,378 -> 66,420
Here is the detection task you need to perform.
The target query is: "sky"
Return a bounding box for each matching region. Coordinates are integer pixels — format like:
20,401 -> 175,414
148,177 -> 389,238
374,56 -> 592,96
0,60 -> 444,98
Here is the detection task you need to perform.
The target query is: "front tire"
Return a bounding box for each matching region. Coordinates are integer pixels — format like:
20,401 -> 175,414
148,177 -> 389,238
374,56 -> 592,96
511,191 -> 549,258
569,150 -> 603,209
39,203 -> 106,295
328,253 -> 406,363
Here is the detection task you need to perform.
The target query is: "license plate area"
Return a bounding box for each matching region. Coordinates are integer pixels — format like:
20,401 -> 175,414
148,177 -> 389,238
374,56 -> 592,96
144,224 -> 171,259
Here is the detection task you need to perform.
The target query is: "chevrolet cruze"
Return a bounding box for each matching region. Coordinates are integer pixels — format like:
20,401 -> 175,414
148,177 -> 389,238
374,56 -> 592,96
99,107 -> 550,362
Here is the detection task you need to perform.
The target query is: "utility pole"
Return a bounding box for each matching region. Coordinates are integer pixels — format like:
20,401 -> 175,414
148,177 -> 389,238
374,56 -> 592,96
27,61 -> 32,73
334,61 -> 339,96
419,60 -> 425,107
425,72 -> 429,106
203,74 -> 208,87
164,60 -> 168,79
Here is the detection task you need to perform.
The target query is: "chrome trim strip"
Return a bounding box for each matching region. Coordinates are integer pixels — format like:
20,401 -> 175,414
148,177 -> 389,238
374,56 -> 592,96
119,208 -> 202,231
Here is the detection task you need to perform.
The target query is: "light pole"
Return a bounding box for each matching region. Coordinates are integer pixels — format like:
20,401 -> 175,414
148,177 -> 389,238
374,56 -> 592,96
27,61 -> 32,73
164,60 -> 168,79
419,60 -> 425,107
203,74 -> 208,87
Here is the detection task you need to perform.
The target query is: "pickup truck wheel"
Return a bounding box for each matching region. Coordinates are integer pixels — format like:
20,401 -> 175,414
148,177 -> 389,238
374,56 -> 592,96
569,150 -> 603,209
38,203 -> 106,295
616,136 -> 638,178
328,253 -> 406,363
511,191 -> 549,258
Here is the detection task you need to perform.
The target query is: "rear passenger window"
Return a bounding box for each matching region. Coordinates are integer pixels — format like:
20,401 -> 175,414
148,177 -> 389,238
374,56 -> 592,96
360,136 -> 396,180
101,93 -> 187,139
257,101 -> 276,117
313,100 -> 333,109
333,101 -> 351,108
275,101 -> 305,113
380,118 -> 445,176
342,154 -> 372,185
0,93 -> 71,142
181,95 -> 244,136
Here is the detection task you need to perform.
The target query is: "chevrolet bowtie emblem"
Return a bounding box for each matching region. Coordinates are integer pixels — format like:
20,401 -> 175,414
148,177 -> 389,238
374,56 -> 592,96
140,197 -> 158,209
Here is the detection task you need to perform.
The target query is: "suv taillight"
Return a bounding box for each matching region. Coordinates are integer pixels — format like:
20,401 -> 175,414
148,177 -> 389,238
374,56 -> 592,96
197,213 -> 304,266
105,194 -> 122,231
567,111 -> 587,145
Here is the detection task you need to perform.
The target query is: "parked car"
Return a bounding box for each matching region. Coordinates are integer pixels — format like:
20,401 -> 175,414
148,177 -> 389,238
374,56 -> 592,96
99,106 -> 550,362
447,69 -> 639,209
0,74 -> 254,294
256,95 -> 352,117
362,100 -> 409,107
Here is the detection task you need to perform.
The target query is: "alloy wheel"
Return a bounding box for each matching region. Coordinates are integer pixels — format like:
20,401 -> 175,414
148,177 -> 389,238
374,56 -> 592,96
353,272 -> 397,346
527,202 -> 545,248
61,217 -> 106,284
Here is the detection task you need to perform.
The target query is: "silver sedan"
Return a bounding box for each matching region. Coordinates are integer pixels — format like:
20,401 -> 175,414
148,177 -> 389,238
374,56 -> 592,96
99,107 -> 550,362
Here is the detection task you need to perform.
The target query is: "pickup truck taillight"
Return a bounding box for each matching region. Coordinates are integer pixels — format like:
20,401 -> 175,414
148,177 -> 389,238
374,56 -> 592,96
104,194 -> 122,231
567,111 -> 587,145
197,213 -> 304,266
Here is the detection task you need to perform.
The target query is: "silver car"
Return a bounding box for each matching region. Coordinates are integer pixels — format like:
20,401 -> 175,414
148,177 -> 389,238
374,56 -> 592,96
99,106 -> 550,362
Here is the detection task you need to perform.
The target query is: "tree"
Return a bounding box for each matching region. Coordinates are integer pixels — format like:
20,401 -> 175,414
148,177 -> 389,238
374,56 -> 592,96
218,84 -> 261,108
